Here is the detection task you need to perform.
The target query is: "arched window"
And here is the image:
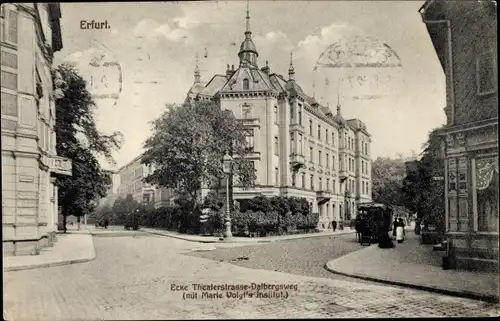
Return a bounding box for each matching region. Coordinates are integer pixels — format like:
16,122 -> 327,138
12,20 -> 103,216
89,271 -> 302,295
243,78 -> 249,90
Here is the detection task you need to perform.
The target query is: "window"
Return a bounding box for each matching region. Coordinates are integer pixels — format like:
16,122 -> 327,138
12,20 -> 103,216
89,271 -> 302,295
475,158 -> 499,232
326,153 -> 329,168
274,105 -> 278,124
310,175 -> 314,190
242,105 -> 252,119
3,8 -> 18,44
365,143 -> 369,155
1,50 -> 17,69
245,129 -> 254,151
326,178 -> 330,191
476,50 -> 497,96
290,133 -> 295,153
274,136 -> 279,155
251,161 -> 256,184
298,106 -> 302,125
348,137 -> 351,150
290,104 -> 294,121
1,71 -> 17,90
309,119 -> 313,135
318,150 -> 322,165
275,167 -> 279,186
332,132 -> 335,146
292,172 -> 296,187
318,125 -> 321,139
319,177 -> 322,191
302,173 -> 305,188
1,91 -> 17,117
332,155 -> 336,170
309,146 -> 313,162
243,78 -> 249,90
333,180 -> 336,193
326,129 -> 329,144
298,134 -> 303,154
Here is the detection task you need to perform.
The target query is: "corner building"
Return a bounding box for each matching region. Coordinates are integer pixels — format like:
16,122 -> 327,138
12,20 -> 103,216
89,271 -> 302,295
186,8 -> 372,229
420,0 -> 498,271
2,4 -> 71,255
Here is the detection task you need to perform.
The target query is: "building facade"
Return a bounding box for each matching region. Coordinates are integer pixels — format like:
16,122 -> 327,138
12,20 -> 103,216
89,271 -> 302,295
96,170 -> 120,207
420,0 -> 498,271
116,154 -> 175,208
2,3 -> 71,256
185,7 -> 372,229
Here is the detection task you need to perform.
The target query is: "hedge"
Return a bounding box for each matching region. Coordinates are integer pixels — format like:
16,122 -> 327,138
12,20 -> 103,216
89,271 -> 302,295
98,194 -> 320,237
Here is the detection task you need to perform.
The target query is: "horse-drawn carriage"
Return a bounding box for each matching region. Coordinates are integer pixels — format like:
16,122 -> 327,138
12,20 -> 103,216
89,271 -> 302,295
356,203 -> 393,246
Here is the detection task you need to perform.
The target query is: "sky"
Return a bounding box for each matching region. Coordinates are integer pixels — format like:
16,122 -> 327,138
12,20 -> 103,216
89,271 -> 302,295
54,1 -> 446,171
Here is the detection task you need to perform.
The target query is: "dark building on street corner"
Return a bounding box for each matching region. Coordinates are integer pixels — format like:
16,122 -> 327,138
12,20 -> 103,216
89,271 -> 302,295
419,0 -> 498,271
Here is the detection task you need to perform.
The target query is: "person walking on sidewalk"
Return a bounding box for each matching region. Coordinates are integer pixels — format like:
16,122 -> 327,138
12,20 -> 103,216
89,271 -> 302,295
332,220 -> 337,232
396,218 -> 405,243
392,218 -> 399,238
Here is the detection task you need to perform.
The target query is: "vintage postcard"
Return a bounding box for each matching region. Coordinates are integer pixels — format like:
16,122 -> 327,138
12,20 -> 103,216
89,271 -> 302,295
2,1 -> 499,320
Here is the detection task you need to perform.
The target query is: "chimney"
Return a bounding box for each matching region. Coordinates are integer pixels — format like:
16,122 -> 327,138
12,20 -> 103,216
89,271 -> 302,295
226,64 -> 232,79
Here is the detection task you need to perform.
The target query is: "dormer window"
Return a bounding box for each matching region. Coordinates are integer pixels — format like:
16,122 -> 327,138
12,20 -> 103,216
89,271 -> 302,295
243,78 -> 249,90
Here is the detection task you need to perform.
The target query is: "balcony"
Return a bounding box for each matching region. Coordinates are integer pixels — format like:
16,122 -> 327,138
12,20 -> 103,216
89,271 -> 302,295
49,155 -> 72,176
240,118 -> 260,128
316,190 -> 333,205
339,169 -> 348,180
289,123 -> 305,133
290,153 -> 305,169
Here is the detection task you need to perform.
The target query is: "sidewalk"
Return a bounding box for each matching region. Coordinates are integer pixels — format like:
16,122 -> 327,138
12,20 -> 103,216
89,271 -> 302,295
325,231 -> 499,303
3,230 -> 96,272
141,226 -> 355,243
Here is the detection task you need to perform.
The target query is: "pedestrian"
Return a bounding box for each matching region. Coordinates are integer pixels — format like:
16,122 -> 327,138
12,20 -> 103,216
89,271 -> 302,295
396,218 -> 405,243
332,220 -> 337,232
392,217 -> 399,238
104,217 -> 109,229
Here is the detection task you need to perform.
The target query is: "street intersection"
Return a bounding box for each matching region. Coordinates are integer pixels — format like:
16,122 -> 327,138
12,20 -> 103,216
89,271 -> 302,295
4,232 -> 499,320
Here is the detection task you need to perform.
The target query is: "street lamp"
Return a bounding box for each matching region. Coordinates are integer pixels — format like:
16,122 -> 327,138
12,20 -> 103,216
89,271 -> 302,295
222,151 -> 233,238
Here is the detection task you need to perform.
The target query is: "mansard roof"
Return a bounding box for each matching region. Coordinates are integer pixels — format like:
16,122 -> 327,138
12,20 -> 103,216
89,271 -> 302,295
187,82 -> 207,96
199,75 -> 228,97
219,66 -> 273,93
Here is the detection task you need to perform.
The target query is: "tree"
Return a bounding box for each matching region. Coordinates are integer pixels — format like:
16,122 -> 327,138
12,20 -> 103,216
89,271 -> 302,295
142,101 -> 256,221
111,194 -> 140,224
402,127 -> 445,231
371,156 -> 410,205
53,63 -> 123,232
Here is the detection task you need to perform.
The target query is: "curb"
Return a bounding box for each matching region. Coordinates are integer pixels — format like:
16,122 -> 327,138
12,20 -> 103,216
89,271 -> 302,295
324,261 -> 499,304
4,234 -> 97,272
143,229 -> 355,244
4,254 -> 96,272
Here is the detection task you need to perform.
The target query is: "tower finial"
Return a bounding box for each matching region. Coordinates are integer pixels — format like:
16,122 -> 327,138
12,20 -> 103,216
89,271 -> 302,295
336,93 -> 341,114
194,53 -> 200,83
288,52 -> 295,80
246,0 -> 251,33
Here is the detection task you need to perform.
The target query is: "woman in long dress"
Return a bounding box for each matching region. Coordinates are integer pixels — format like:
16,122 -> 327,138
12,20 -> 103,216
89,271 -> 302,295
396,218 -> 405,243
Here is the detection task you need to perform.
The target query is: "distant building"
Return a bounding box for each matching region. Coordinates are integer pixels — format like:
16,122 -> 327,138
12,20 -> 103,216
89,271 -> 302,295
184,5 -> 373,229
116,154 -> 174,208
2,4 -> 71,256
419,0 -> 498,271
96,170 -> 120,207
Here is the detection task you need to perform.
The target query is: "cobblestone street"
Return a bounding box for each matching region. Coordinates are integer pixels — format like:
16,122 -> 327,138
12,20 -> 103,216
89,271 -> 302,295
4,234 -> 499,320
187,232 -> 382,284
